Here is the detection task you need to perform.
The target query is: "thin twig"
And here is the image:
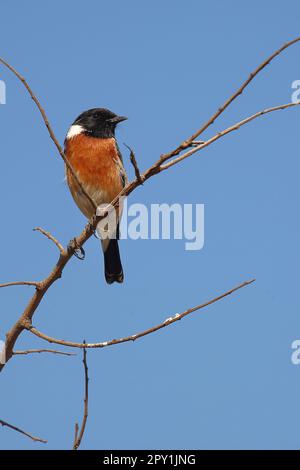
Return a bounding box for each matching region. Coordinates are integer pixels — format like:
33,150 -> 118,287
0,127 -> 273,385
0,56 -> 96,211
124,143 -> 143,183
26,279 -> 255,349
33,227 -> 65,253
0,281 -> 40,289
74,423 -> 79,448
13,349 -> 75,356
0,419 -> 47,444
73,343 -> 89,450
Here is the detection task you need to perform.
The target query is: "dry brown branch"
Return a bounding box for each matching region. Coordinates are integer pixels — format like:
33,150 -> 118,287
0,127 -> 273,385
0,221 -> 94,370
124,143 -> 144,184
13,348 -> 75,356
26,279 -> 255,349
0,57 -> 96,211
33,227 -> 65,253
73,344 -> 89,450
161,36 -> 300,160
107,100 -> 300,206
160,101 -> 300,171
0,418 -> 47,444
0,38 -> 299,374
0,281 -> 40,289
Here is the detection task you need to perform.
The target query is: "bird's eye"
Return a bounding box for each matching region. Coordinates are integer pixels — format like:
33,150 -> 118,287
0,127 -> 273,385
93,113 -> 100,119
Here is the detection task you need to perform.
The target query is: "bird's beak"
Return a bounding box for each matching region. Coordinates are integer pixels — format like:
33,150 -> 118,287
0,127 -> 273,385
108,115 -> 128,124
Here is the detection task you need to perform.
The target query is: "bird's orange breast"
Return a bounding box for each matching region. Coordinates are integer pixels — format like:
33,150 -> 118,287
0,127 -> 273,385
65,134 -> 124,218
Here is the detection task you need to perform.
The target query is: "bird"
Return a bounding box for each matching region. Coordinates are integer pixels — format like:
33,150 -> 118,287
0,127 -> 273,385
64,108 -> 128,284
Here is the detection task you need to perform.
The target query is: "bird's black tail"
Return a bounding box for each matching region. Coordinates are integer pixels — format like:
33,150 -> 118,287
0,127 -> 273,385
103,238 -> 124,284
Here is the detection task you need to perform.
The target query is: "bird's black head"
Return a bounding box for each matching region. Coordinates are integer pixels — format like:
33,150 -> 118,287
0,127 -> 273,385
73,108 -> 127,138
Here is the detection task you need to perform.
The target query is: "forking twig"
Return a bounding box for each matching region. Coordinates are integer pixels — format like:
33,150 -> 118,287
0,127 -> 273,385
161,36 -> 300,160
160,101 -> 300,171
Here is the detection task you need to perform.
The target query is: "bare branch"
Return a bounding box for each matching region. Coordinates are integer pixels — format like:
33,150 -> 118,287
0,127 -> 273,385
13,349 -> 75,357
162,36 -> 300,159
26,279 -> 255,349
0,57 -> 96,211
33,227 -> 65,254
160,101 -> 300,171
0,221 -> 96,370
0,281 -> 40,289
0,419 -> 47,444
124,143 -> 144,184
111,99 -> 300,208
73,344 -> 89,450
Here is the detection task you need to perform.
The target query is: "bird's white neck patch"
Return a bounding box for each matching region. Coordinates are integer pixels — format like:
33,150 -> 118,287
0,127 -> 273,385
66,124 -> 84,140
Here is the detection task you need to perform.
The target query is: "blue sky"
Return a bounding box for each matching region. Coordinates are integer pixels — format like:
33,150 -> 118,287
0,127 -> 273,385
0,0 -> 300,450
